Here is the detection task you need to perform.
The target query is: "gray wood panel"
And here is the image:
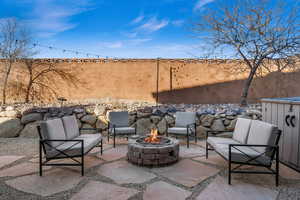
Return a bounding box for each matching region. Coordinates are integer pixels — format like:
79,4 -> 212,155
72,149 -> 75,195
265,103 -> 272,123
277,104 -> 285,160
283,104 -> 293,164
262,103 -> 266,122
290,105 -> 299,166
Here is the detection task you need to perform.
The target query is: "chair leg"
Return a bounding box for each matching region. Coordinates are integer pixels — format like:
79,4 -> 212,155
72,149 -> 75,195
228,148 -> 231,185
81,156 -> 84,176
205,141 -> 208,159
187,135 -> 189,148
100,139 -> 103,155
113,133 -> 116,148
107,134 -> 109,143
194,132 -> 197,143
39,141 -> 43,176
276,147 -> 279,186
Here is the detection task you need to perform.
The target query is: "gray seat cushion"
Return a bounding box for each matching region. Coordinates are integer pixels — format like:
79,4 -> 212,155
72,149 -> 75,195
167,127 -> 195,135
207,137 -> 240,150
246,120 -> 277,153
40,118 -> 66,150
175,112 -> 196,127
109,127 -> 135,135
232,118 -> 252,144
108,111 -> 129,127
46,133 -> 102,158
215,143 -> 271,165
62,115 -> 80,140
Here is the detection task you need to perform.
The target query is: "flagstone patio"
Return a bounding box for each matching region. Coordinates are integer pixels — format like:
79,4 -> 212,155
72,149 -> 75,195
0,138 -> 299,200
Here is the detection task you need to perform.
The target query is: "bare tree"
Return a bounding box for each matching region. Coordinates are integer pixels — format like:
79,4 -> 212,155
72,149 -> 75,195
194,0 -> 300,105
22,59 -> 80,103
0,18 -> 34,104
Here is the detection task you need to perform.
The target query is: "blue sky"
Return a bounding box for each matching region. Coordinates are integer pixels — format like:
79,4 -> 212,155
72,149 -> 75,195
0,0 -> 298,58
0,0 -> 216,58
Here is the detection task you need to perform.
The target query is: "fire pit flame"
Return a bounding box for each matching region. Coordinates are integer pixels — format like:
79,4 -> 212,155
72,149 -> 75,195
144,128 -> 160,143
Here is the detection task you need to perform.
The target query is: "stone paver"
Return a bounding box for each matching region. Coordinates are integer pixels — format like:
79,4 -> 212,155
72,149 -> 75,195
0,162 -> 51,177
53,156 -> 104,171
143,181 -> 192,200
0,155 -> 24,169
193,154 -> 227,167
179,144 -> 205,158
5,169 -> 83,197
152,159 -> 219,187
97,160 -> 156,184
99,145 -> 127,161
71,180 -> 139,200
196,176 -> 278,200
278,164 -> 300,180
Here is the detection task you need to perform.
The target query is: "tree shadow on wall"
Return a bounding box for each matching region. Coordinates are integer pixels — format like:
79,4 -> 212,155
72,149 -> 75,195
154,70 -> 300,104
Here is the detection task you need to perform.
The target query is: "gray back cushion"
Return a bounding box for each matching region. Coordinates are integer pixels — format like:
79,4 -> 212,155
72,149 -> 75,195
108,111 -> 129,127
62,115 -> 80,139
247,120 -> 277,153
232,118 -> 252,144
40,118 -> 66,148
175,112 -> 196,127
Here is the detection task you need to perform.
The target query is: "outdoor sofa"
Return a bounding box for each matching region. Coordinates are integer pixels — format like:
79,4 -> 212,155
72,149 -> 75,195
37,115 -> 103,176
206,118 -> 281,186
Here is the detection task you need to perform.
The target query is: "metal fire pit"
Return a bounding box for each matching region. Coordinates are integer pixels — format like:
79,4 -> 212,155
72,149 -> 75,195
127,136 -> 179,166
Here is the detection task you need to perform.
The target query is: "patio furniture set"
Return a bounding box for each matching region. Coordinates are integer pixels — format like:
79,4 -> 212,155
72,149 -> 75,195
37,111 -> 282,186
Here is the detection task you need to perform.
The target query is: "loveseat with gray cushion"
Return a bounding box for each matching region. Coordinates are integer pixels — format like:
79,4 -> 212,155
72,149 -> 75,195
37,115 -> 103,176
206,118 -> 281,186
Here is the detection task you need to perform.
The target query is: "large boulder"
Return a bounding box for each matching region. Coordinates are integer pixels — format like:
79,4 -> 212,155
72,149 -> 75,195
157,118 -> 167,134
0,110 -> 19,118
21,113 -> 43,124
227,118 -> 237,131
19,121 -> 41,138
211,119 -> 225,131
94,105 -> 107,116
95,117 -> 108,130
80,123 -> 97,134
136,118 -> 154,135
164,115 -> 175,125
196,126 -> 210,138
200,114 -> 214,127
0,118 -> 23,137
81,115 -> 97,125
150,116 -> 161,124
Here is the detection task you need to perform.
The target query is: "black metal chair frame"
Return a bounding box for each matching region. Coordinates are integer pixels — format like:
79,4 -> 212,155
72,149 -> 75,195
166,123 -> 197,148
107,122 -> 137,148
37,126 -> 103,176
205,130 -> 281,186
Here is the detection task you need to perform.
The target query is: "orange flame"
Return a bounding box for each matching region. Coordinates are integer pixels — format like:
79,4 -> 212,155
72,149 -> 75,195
145,128 -> 160,143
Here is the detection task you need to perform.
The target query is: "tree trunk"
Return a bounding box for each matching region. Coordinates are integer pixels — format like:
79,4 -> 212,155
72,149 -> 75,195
2,62 -> 12,105
240,69 -> 256,106
25,80 -> 32,103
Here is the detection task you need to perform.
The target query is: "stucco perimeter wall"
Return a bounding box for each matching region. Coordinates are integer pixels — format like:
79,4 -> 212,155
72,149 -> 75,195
0,59 -> 299,104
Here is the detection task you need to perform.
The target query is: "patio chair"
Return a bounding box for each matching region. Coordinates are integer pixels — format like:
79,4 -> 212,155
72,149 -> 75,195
108,111 -> 136,148
166,112 -> 197,148
206,118 -> 281,186
37,115 -> 103,176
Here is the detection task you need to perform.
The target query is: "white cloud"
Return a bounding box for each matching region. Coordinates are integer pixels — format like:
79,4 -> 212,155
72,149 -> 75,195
172,20 -> 184,27
21,0 -> 94,37
131,15 -> 144,24
137,17 -> 169,33
128,38 -> 152,45
99,41 -> 123,49
194,0 -> 215,11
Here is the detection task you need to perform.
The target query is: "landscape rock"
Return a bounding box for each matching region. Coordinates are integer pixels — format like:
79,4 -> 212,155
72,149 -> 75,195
19,121 -> 40,138
227,119 -> 237,130
150,116 -> 161,124
80,123 -> 97,134
200,114 -> 214,127
136,118 -> 154,135
94,105 -> 107,116
196,126 -> 210,138
164,115 -> 175,125
0,118 -> 23,137
21,113 -> 43,124
211,119 -> 225,131
0,110 -> 19,118
95,117 -> 108,130
81,115 -> 97,125
157,118 -> 167,134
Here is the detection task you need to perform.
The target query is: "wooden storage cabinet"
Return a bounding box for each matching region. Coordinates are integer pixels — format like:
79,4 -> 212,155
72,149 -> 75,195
262,97 -> 300,171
